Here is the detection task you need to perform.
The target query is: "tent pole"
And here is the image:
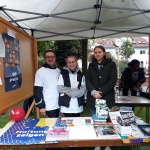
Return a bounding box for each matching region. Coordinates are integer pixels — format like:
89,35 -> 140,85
147,34 -> 150,124
82,39 -> 88,75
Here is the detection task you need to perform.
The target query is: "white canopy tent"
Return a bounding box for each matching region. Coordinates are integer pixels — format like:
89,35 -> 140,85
0,0 -> 150,41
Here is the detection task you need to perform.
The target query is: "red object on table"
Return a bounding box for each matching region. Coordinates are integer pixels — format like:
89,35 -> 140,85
10,107 -> 25,122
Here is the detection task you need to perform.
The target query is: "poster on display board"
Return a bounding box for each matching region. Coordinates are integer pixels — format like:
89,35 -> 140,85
2,32 -> 22,92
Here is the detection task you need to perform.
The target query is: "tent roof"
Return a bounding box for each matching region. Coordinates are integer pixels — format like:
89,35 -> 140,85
1,0 -> 150,40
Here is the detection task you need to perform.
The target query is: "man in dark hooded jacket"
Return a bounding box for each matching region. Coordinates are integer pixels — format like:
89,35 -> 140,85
119,59 -> 146,96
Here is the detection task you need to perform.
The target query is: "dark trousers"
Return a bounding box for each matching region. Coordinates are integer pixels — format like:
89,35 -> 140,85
63,113 -> 80,117
46,109 -> 60,118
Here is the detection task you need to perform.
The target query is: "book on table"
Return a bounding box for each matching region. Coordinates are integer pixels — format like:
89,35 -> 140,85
119,110 -> 136,125
137,124 -> 150,137
92,114 -> 107,123
95,99 -> 106,108
95,99 -> 108,119
109,108 -> 136,136
93,123 -> 120,138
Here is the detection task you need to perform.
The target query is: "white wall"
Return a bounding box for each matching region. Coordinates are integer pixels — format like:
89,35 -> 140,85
104,47 -> 148,69
130,47 -> 149,69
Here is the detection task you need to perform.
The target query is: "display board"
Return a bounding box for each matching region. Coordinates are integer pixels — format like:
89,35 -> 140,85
0,17 -> 37,114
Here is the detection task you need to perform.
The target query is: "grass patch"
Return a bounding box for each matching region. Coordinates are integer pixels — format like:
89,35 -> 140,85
134,107 -> 147,122
0,113 -> 10,128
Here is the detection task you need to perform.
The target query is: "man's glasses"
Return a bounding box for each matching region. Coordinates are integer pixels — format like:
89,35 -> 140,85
45,56 -> 55,59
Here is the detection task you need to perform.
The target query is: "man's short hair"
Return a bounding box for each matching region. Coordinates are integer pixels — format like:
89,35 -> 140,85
44,50 -> 56,57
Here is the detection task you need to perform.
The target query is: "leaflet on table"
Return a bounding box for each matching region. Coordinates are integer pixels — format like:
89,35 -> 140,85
109,111 -> 122,124
46,126 -> 69,141
131,124 -> 145,138
93,123 -> 120,139
137,124 -> 150,137
36,118 -> 57,127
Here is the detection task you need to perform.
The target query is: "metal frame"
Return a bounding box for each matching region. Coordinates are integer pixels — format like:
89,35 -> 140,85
0,0 -> 150,39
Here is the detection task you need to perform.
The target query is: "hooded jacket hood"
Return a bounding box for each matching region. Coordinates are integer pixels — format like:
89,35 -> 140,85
62,66 -> 80,74
88,51 -> 112,66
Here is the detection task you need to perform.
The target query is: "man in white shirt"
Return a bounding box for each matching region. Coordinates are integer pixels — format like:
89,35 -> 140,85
34,50 -> 60,118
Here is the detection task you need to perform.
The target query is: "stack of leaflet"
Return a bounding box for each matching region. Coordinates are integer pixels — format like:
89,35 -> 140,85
109,106 -> 148,144
54,118 -> 74,127
36,117 -> 70,142
109,106 -> 136,126
119,106 -> 136,126
113,107 -> 135,137
93,99 -> 109,123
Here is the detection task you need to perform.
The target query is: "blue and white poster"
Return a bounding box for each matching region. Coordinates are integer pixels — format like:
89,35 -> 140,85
2,33 -> 22,92
0,118 -> 58,145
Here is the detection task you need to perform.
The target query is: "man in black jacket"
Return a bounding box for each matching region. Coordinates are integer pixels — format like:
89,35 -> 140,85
119,59 -> 146,96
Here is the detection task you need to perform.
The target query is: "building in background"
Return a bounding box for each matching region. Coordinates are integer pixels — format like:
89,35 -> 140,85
89,37 -> 149,69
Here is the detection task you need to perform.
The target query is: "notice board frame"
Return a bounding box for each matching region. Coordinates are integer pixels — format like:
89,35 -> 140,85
0,16 -> 38,114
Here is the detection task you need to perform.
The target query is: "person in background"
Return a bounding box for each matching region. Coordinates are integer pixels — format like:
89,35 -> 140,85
34,50 -> 60,118
119,59 -> 146,95
85,46 -> 117,150
119,59 -> 146,110
57,55 -> 86,118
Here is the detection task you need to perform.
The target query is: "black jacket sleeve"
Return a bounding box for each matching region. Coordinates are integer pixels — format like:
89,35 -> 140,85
138,68 -> 146,84
34,86 -> 45,109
